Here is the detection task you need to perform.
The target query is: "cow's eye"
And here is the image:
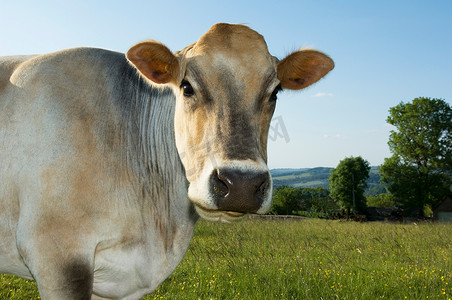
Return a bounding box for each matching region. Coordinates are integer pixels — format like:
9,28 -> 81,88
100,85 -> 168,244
270,84 -> 282,102
181,80 -> 195,97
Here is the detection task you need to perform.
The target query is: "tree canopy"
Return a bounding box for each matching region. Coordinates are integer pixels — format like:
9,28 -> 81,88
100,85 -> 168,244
270,186 -> 302,215
329,156 -> 370,213
270,186 -> 334,216
380,97 -> 452,217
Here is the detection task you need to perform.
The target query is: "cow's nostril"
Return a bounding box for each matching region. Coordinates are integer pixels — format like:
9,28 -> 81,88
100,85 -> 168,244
256,178 -> 269,200
213,179 -> 229,197
210,171 -> 229,197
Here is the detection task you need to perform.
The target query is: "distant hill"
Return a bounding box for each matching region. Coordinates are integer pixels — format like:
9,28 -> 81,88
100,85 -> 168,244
270,167 -> 386,196
270,167 -> 332,189
270,168 -> 310,176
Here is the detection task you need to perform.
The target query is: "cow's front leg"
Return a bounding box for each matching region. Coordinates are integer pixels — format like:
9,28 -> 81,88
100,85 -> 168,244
16,219 -> 96,299
91,295 -> 113,300
38,258 -> 94,300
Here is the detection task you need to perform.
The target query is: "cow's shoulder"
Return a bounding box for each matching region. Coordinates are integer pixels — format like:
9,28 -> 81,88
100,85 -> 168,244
0,55 -> 36,94
9,48 -> 126,87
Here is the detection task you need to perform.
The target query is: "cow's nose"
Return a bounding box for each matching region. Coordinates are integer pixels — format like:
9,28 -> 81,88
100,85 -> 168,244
210,168 -> 270,213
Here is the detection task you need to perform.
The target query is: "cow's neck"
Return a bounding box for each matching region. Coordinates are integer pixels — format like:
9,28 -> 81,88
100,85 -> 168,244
118,63 -> 198,253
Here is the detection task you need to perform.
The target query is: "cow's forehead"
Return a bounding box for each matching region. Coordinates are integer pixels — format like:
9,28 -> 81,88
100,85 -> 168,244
193,23 -> 269,54
183,24 -> 276,84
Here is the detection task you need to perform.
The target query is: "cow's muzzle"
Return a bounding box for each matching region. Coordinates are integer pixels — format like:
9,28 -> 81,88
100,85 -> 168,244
209,168 -> 270,213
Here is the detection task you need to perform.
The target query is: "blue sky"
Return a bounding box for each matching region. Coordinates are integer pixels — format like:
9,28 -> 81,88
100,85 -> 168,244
1,0 -> 451,168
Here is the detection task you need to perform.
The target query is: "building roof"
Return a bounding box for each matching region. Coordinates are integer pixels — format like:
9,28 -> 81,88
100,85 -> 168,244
436,195 -> 452,212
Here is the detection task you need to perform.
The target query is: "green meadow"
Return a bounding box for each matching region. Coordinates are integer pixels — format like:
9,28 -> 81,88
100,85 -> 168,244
1,218 -> 451,299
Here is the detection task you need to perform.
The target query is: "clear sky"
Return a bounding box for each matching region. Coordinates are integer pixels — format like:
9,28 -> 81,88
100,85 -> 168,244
1,0 -> 451,169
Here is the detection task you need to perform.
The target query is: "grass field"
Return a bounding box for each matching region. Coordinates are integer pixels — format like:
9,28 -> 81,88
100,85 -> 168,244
1,218 -> 451,299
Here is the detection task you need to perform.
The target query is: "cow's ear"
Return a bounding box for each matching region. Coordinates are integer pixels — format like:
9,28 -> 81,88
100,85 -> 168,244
126,41 -> 180,85
277,49 -> 334,90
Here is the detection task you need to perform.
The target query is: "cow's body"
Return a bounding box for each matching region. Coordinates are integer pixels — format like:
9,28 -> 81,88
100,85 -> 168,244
0,49 -> 197,299
0,23 -> 333,299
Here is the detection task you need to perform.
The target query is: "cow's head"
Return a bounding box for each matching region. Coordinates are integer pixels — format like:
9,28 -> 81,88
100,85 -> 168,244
127,23 -> 333,222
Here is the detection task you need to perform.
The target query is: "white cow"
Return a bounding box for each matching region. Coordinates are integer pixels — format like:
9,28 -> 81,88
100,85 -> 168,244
0,23 -> 333,299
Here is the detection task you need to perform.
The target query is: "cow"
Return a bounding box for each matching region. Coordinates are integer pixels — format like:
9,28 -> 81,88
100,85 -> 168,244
0,23 -> 333,299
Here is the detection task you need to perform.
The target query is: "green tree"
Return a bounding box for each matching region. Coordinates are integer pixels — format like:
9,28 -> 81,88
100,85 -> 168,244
270,186 -> 337,217
380,97 -> 452,217
300,187 -> 333,214
329,156 -> 371,213
366,193 -> 395,208
270,186 -> 301,215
